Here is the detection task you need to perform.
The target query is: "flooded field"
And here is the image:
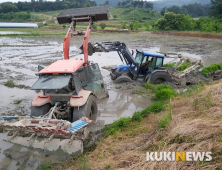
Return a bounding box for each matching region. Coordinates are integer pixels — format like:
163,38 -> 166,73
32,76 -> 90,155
0,33 -> 222,169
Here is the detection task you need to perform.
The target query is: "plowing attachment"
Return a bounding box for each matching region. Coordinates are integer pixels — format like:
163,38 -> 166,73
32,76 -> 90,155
0,116 -> 91,155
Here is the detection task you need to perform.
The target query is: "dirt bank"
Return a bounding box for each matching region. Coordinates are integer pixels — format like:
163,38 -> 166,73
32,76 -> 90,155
64,79 -> 222,170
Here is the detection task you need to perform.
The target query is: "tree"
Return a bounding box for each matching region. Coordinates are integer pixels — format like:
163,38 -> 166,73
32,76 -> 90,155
210,0 -> 222,17
133,21 -> 141,30
161,7 -> 167,16
105,0 -> 109,5
121,22 -> 126,29
99,23 -> 107,29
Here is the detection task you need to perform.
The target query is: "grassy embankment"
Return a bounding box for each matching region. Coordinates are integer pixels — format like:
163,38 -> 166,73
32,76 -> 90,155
48,65 -> 222,170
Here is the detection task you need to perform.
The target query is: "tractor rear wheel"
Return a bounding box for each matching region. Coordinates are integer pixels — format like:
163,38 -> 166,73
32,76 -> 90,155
30,103 -> 51,117
150,71 -> 172,84
72,95 -> 98,122
115,75 -> 132,84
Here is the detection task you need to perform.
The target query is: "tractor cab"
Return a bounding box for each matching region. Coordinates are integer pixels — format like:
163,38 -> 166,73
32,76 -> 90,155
135,50 -> 165,77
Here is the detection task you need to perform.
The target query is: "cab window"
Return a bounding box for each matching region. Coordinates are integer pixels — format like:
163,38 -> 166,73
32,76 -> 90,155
156,57 -> 163,67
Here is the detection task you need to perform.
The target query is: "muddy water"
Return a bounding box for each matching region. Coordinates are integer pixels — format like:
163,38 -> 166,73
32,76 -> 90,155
0,33 -> 222,169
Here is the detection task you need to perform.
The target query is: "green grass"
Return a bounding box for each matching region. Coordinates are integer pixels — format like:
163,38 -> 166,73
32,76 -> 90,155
164,62 -> 176,68
201,64 -> 222,77
13,100 -> 22,104
40,162 -> 51,170
158,111 -> 172,129
4,80 -> 15,88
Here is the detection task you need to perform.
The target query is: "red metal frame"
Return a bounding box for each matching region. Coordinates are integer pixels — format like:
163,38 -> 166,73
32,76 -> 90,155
63,22 -> 91,66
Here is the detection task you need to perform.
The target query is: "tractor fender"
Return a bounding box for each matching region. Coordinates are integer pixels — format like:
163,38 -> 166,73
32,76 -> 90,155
32,92 -> 54,107
70,89 -> 93,107
149,70 -> 172,84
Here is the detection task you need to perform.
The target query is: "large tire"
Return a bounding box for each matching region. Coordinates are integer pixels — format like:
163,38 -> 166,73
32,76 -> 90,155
30,103 -> 51,117
72,95 -> 98,122
150,71 -> 172,84
114,75 -> 132,84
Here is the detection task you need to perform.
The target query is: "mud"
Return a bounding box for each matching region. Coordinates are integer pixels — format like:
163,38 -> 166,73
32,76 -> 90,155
0,33 -> 222,169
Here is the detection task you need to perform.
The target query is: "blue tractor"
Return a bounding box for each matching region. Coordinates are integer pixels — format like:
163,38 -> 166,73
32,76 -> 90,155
94,41 -> 173,84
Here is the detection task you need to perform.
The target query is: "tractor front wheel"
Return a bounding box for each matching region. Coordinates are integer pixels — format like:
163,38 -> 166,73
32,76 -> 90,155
150,71 -> 172,84
72,95 -> 98,122
114,75 -> 132,84
30,103 -> 51,117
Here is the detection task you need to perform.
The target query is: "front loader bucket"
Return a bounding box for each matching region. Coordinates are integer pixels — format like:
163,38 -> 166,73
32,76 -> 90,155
57,6 -> 109,24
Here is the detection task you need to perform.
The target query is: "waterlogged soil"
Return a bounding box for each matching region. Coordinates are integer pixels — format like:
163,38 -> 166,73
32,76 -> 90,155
0,33 -> 222,169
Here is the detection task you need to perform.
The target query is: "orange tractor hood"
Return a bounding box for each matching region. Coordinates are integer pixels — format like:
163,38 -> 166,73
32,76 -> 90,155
39,59 -> 84,74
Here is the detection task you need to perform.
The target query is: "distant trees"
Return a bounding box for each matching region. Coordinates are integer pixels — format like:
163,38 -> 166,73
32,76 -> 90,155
160,3 -> 211,17
210,0 -> 222,17
117,0 -> 153,10
154,12 -> 222,32
0,0 -> 97,14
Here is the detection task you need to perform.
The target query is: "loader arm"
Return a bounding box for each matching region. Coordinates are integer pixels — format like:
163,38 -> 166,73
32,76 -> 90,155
95,41 -> 138,66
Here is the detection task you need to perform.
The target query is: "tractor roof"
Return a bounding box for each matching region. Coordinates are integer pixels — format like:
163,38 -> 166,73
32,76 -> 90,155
39,60 -> 84,74
137,50 -> 165,58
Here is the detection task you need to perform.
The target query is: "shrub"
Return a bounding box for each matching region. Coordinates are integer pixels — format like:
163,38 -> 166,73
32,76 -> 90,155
121,22 -> 126,29
201,64 -> 222,77
99,23 -> 107,29
113,15 -> 118,19
92,24 -> 97,29
4,80 -> 15,88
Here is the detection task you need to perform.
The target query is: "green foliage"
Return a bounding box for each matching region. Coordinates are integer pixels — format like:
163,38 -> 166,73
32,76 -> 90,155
79,155 -> 91,170
210,0 -> 222,17
99,23 -> 107,29
133,21 -> 141,30
154,89 -> 175,101
121,22 -> 126,29
41,162 -> 51,170
158,111 -> 172,129
164,62 -> 176,68
0,1 -> 97,14
105,117 -> 131,136
0,11 -> 30,22
4,80 -> 15,88
132,112 -> 143,122
13,99 -> 22,104
92,24 -> 97,29
145,21 -> 150,31
201,64 -> 222,77
105,164 -> 111,170
177,61 -> 191,71
113,14 -> 118,19
155,12 -> 222,32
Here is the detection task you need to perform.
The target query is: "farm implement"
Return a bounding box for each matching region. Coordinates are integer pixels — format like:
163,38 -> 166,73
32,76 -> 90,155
0,6 -> 109,155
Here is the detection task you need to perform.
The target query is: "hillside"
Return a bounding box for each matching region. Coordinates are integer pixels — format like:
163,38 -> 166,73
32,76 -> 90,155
55,80 -> 222,170
152,0 -> 211,12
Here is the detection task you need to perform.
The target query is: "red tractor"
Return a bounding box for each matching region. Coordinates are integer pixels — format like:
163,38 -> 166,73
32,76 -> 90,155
31,6 -> 109,122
